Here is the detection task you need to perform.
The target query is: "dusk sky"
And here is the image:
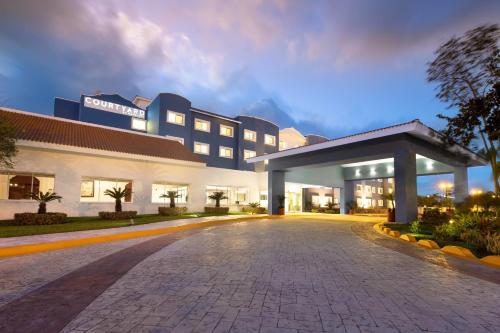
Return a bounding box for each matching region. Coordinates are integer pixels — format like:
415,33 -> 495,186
0,0 -> 498,194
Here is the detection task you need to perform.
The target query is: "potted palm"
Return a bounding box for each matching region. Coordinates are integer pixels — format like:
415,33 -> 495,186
99,186 -> 137,219
158,191 -> 187,216
383,193 -> 396,222
277,195 -> 285,215
205,191 -> 229,214
14,191 -> 66,225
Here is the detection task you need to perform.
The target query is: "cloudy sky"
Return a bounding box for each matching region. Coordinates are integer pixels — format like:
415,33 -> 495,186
0,0 -> 498,193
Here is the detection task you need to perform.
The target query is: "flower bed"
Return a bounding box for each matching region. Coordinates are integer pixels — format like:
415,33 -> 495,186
14,213 -> 67,225
204,207 -> 229,214
158,207 -> 188,216
98,211 -> 137,220
241,206 -> 266,214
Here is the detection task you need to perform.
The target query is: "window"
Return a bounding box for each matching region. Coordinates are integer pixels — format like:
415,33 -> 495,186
151,183 -> 188,204
388,178 -> 394,184
378,200 -> 384,207
166,135 -> 184,145
220,125 -> 234,137
131,118 -> 146,131
244,150 -> 256,160
194,142 -> 210,155
372,186 -> 376,193
80,178 -> 132,203
377,179 -> 383,182
167,110 -> 185,126
0,173 -> 55,200
194,118 -> 210,132
365,186 -> 371,193
279,140 -> 287,150
206,185 -> 248,205
356,197 -> 363,207
378,187 -> 383,194
264,134 -> 276,146
244,129 -> 257,142
219,146 -> 233,159
356,184 -> 363,192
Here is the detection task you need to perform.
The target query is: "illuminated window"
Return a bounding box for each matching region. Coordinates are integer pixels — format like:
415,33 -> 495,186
372,187 -> 376,193
378,199 -> 384,207
167,110 -> 185,126
0,173 -> 55,200
356,184 -> 363,192
378,187 -> 383,194
131,118 -> 146,131
365,186 -> 371,193
220,125 -> 234,137
165,135 -> 184,145
264,134 -> 276,146
279,140 -> 287,150
244,129 -> 256,142
244,149 -> 256,160
151,183 -> 188,204
194,142 -> 210,155
206,185 -> 248,205
194,118 -> 210,132
80,178 -> 132,203
219,146 -> 233,159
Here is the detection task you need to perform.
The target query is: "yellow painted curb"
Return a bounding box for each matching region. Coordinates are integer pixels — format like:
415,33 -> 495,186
383,227 -> 391,234
417,239 -> 440,250
389,230 -> 400,238
479,255 -> 500,269
0,215 -> 277,258
399,234 -> 417,242
441,246 -> 477,260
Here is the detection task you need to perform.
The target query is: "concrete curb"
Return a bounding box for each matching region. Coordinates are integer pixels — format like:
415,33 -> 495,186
372,222 -> 499,270
0,215 -> 281,258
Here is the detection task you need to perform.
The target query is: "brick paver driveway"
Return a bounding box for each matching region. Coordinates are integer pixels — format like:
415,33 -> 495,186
1,218 -> 499,333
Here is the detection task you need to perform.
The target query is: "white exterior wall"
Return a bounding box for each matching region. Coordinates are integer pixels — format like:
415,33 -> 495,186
0,147 -> 268,219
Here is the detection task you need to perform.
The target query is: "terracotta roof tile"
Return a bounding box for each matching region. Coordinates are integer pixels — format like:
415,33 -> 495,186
0,108 -> 203,164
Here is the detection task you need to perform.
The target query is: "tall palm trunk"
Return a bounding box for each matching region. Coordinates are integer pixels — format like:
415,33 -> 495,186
170,197 -> 175,208
38,202 -> 46,214
115,199 -> 122,212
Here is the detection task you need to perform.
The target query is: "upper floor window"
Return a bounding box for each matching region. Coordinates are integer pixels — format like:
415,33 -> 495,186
194,141 -> 210,155
244,129 -> 257,142
220,124 -> 234,137
356,184 -> 363,192
80,178 -> 132,203
167,110 -> 185,126
219,146 -> 233,159
265,134 -> 276,146
131,118 -> 146,131
194,118 -> 210,132
0,173 -> 55,200
378,187 -> 383,194
365,186 -> 371,194
166,135 -> 184,145
244,149 -> 256,160
279,140 -> 287,150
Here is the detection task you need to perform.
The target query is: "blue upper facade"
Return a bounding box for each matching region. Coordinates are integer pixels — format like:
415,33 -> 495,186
54,92 -> 279,171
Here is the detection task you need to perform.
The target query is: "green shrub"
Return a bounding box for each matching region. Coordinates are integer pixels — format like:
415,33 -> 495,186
421,209 -> 449,225
409,220 -> 421,234
241,206 -> 266,214
14,213 -> 67,225
460,229 -> 486,251
98,211 -> 137,220
433,224 -> 455,242
158,207 -> 187,216
485,233 -> 500,255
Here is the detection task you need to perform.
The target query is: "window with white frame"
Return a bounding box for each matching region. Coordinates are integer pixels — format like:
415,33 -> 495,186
244,149 -> 256,160
194,142 -> 210,155
378,187 -> 383,194
220,124 -> 234,137
206,185 -> 248,205
372,186 -> 376,193
166,135 -> 184,145
131,118 -> 146,131
244,129 -> 257,142
356,184 -> 363,192
365,185 -> 371,193
0,173 -> 55,200
194,118 -> 210,132
151,183 -> 188,204
219,146 -> 233,159
378,199 -> 384,207
167,110 -> 185,125
80,178 -> 132,203
264,134 -> 276,146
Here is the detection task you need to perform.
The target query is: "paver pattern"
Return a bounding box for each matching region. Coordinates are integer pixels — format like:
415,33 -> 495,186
60,219 -> 500,333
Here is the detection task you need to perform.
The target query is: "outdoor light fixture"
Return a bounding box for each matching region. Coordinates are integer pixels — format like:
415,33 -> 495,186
387,165 -> 394,174
355,169 -> 361,177
426,160 -> 434,170
370,167 -> 376,176
470,189 -> 483,195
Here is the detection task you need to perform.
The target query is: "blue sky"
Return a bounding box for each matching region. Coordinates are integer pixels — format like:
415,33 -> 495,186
0,0 -> 498,194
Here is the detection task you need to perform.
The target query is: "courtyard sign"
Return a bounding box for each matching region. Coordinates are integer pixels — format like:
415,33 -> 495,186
84,97 -> 146,119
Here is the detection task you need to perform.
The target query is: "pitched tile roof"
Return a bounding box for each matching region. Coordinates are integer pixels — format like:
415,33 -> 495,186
0,108 -> 204,164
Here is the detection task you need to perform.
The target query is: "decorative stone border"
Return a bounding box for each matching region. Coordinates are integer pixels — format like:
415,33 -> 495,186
373,222 -> 500,269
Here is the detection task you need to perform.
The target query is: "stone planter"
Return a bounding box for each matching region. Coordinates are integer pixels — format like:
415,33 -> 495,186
14,212 -> 67,225
158,207 -> 187,216
98,211 -> 137,220
278,207 -> 285,215
204,207 -> 229,214
241,206 -> 266,214
387,209 -> 396,222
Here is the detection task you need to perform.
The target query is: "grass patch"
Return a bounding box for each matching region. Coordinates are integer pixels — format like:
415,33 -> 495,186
0,212 -> 252,238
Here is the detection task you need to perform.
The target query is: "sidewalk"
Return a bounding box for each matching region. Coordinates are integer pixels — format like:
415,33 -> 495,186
0,214 -> 268,248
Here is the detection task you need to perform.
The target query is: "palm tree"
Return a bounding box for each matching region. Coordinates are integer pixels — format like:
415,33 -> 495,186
160,191 -> 180,208
208,191 -> 228,207
29,191 -> 62,214
104,187 -> 131,212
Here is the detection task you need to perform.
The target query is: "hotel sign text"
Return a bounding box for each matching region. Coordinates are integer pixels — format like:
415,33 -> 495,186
84,97 -> 146,119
